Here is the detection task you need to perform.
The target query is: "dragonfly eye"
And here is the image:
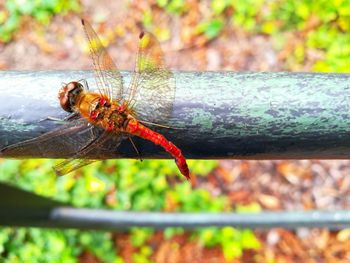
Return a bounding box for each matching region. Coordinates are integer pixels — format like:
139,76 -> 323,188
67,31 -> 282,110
59,82 -> 84,112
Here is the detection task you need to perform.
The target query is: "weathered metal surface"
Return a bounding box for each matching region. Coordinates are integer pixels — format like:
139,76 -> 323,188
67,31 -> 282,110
1,70 -> 350,159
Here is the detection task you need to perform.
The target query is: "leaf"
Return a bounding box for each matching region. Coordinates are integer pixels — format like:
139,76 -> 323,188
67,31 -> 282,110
212,0 -> 229,15
241,229 -> 261,250
157,0 -> 168,7
205,19 -> 224,39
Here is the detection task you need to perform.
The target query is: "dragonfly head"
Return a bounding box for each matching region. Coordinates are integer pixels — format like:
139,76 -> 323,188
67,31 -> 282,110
58,81 -> 84,112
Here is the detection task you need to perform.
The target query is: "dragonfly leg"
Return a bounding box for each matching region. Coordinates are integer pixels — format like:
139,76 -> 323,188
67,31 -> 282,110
39,112 -> 80,123
64,112 -> 80,121
128,136 -> 143,161
39,116 -> 64,123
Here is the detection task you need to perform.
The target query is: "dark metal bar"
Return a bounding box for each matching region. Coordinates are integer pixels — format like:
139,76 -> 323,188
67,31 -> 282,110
48,208 -> 350,230
1,70 -> 350,159
0,183 -> 65,227
4,207 -> 350,230
0,182 -> 64,208
1,183 -> 349,230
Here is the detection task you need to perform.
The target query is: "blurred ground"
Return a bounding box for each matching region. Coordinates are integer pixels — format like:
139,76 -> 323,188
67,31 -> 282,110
0,0 -> 280,71
1,0 -> 350,262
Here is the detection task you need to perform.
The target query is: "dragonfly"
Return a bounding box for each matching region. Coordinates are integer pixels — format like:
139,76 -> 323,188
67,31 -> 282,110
1,19 -> 190,180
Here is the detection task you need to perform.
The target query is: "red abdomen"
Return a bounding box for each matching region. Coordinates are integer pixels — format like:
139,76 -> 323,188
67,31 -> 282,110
126,119 -> 190,180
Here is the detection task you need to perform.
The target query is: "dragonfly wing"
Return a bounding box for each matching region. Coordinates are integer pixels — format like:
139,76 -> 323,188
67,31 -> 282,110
0,118 -> 96,158
53,159 -> 97,176
53,131 -> 122,176
126,32 -> 175,124
82,19 -> 124,102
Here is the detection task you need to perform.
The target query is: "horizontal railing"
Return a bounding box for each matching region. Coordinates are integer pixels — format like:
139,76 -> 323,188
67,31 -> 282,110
1,71 -> 350,159
0,182 -> 349,230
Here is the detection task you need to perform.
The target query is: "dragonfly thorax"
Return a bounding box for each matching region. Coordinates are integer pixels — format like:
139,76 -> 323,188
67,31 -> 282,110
75,92 -> 130,132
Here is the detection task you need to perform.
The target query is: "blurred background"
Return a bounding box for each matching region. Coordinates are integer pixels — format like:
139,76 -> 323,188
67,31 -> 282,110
1,0 -> 350,262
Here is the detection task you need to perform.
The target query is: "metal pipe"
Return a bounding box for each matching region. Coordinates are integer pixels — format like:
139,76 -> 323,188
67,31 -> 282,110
1,70 -> 350,159
0,183 -> 349,230
50,209 -> 350,230
2,207 -> 350,230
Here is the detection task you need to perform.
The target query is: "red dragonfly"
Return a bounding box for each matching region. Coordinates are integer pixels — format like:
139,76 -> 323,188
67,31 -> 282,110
2,19 -> 190,180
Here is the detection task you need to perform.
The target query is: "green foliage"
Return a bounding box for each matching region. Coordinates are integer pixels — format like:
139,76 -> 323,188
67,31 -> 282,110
0,159 -> 260,261
194,203 -> 261,260
230,0 -> 265,32
0,227 -> 118,262
254,0 -> 350,71
130,228 -> 154,247
0,0 -> 80,43
187,160 -> 218,176
206,0 -> 350,72
0,228 -> 80,262
132,245 -> 153,263
196,227 -> 260,260
155,0 -> 350,72
167,182 -> 228,212
236,202 -> 262,213
196,19 -> 224,39
142,9 -> 153,29
78,231 -> 117,262
156,0 -> 187,15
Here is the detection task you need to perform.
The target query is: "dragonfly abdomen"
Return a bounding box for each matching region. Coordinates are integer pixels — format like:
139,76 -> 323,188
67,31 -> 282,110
126,119 -> 190,180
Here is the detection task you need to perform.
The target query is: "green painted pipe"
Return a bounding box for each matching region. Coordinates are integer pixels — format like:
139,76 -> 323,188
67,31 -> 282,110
0,70 -> 350,159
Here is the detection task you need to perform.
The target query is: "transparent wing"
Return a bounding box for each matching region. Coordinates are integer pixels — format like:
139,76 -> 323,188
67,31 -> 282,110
53,132 -> 124,176
53,131 -> 118,176
82,19 -> 124,101
126,32 -> 175,124
0,118 -> 94,158
53,159 -> 97,176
